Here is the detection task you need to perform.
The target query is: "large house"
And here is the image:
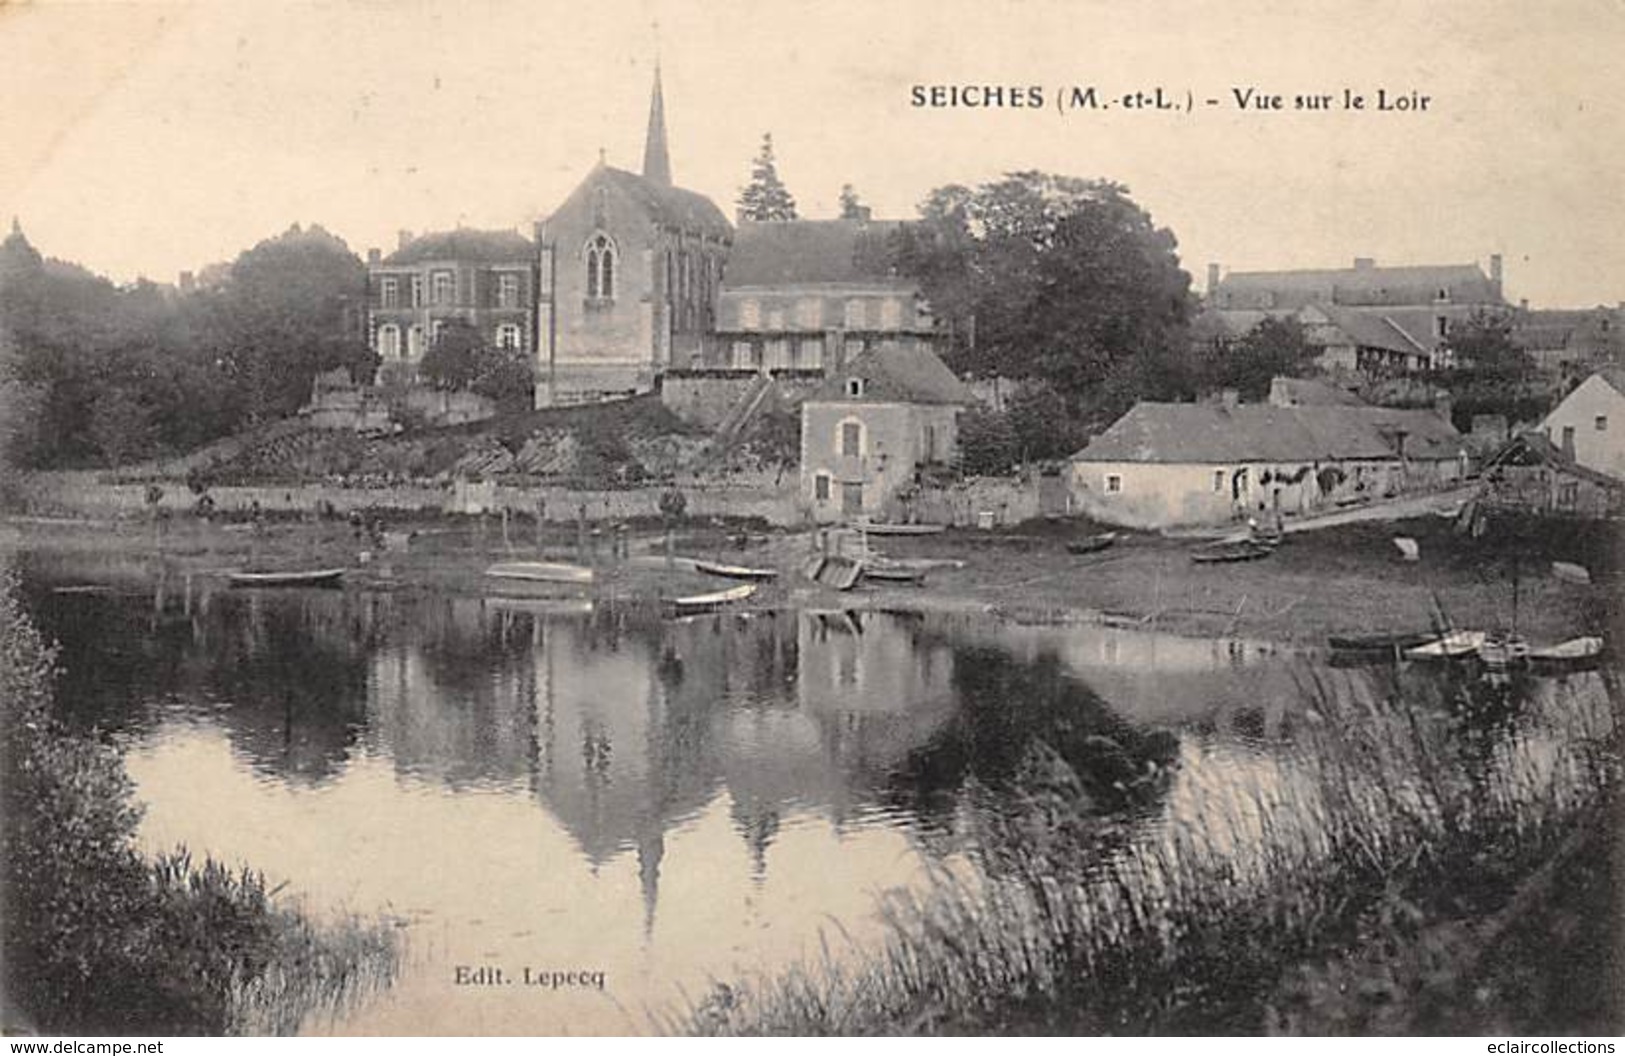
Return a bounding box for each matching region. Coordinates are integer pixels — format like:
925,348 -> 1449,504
1540,368 -> 1625,481
1068,382 -> 1467,529
707,218 -> 934,375
1202,257 -> 1507,374
799,345 -> 974,523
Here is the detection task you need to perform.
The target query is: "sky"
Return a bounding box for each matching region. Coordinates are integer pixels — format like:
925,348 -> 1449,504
4,0 -> 1624,308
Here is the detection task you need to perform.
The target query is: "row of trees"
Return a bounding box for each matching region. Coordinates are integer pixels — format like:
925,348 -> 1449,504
0,223 -> 373,469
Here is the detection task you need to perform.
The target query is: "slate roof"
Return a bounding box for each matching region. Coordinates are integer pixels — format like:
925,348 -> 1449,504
724,219 -> 909,288
806,344 -> 975,406
1072,401 -> 1464,464
385,228 -> 534,266
1312,305 -> 1432,355
595,166 -> 732,237
1268,376 -> 1367,407
1596,367 -> 1625,398
1485,431 -> 1625,490
1215,262 -> 1500,310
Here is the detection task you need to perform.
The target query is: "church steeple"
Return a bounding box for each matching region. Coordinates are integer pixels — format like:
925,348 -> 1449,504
641,65 -> 672,187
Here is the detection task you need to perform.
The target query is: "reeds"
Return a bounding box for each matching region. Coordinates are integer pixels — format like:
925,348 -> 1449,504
684,664 -> 1620,1035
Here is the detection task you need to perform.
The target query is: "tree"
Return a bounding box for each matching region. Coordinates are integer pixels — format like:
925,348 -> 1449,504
737,133 -> 798,221
838,183 -> 866,221
891,172 -> 1195,425
1444,308 -> 1529,375
419,319 -> 484,390
1200,316 -> 1319,400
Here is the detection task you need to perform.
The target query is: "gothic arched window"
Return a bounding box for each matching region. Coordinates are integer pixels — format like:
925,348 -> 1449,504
585,234 -> 616,300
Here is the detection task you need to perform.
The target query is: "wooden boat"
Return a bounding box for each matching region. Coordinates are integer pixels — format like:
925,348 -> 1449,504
858,522 -> 945,536
1190,539 -> 1273,564
803,555 -> 863,590
1065,532 -> 1118,555
666,583 -> 755,616
1527,635 -> 1605,673
484,561 -> 595,585
228,568 -> 346,588
1478,633 -> 1532,669
1327,630 -> 1437,654
692,558 -> 779,581
862,562 -> 926,585
1404,630 -> 1486,660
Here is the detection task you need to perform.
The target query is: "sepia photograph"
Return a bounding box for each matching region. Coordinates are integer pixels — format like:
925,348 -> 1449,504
1,0 -> 1621,1039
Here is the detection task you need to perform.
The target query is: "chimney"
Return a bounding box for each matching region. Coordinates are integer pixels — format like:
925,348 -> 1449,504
1207,262 -> 1221,295
1353,257 -> 1375,270
1433,390 -> 1454,426
1519,297 -> 1529,312
178,270 -> 195,294
397,230 -> 414,251
366,248 -> 381,265
1489,253 -> 1504,293
1220,388 -> 1240,411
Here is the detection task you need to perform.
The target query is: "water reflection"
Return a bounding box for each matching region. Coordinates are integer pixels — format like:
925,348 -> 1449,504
18,552 -> 1607,1035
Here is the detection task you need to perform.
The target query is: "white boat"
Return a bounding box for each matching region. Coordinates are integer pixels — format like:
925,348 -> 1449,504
1529,635 -> 1604,661
484,561 -> 595,585
1404,630 -> 1486,660
667,583 -> 755,615
692,559 -> 779,581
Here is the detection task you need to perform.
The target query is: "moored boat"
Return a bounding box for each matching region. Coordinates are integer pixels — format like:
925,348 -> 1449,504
1327,630 -> 1437,653
692,559 -> 779,581
666,583 -> 755,615
858,521 -> 945,536
1404,630 -> 1487,660
484,561 -> 595,585
862,562 -> 926,585
1526,635 -> 1605,673
803,555 -> 863,590
1190,539 -> 1273,564
228,568 -> 347,588
1065,532 -> 1118,555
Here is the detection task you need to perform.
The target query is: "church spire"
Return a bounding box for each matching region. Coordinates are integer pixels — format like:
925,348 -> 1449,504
641,64 -> 672,187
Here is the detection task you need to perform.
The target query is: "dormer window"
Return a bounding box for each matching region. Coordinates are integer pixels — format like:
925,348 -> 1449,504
846,377 -> 864,398
1436,287 -> 1451,302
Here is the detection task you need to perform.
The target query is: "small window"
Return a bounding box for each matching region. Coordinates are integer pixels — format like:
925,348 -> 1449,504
1596,415 -> 1609,432
407,325 -> 424,357
1436,287 -> 1450,302
377,324 -> 401,358
1562,425 -> 1576,448
730,341 -> 753,369
879,298 -> 902,329
496,323 -> 522,349
814,474 -> 831,502
430,319 -> 446,345
1105,474 -> 1122,494
846,377 -> 864,398
1435,315 -> 1449,339
410,275 -> 424,307
841,421 -> 862,457
585,234 -> 616,300
738,299 -> 761,330
380,277 -> 399,308
1213,470 -> 1225,493
498,273 -> 520,308
844,299 -> 866,329
432,271 -> 455,305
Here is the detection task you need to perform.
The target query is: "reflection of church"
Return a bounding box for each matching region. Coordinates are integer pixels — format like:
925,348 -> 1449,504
363,68 -> 935,408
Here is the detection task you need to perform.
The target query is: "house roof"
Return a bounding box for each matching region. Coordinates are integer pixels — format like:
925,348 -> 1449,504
594,166 -> 732,238
1310,304 -> 1432,356
1597,367 -> 1625,398
384,228 -> 534,265
807,344 -> 975,406
723,219 -> 909,288
1268,376 -> 1367,407
1485,431 -> 1625,490
1215,262 -> 1500,310
1072,401 -> 1463,464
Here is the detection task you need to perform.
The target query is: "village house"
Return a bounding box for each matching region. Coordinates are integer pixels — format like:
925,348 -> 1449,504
706,217 -> 934,375
1479,430 -> 1625,519
1512,305 -> 1625,373
1068,383 -> 1467,529
365,228 -> 538,377
1202,257 -> 1507,374
1540,368 -> 1625,481
800,345 -> 974,523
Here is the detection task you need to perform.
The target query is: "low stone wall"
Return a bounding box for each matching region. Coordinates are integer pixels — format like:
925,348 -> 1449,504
20,473 -> 801,526
888,475 -> 1041,527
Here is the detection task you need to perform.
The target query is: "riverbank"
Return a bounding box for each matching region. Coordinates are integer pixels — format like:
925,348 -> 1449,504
4,503 -> 1614,648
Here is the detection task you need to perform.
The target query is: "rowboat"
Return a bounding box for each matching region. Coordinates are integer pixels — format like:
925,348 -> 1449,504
228,568 -> 347,588
862,562 -> 926,585
803,555 -> 863,591
1527,635 -> 1605,674
484,561 -> 595,585
667,583 -> 755,616
692,558 -> 779,581
1327,630 -> 1437,656
1404,630 -> 1486,660
1190,539 -> 1273,564
858,519 -> 949,536
1065,532 -> 1118,555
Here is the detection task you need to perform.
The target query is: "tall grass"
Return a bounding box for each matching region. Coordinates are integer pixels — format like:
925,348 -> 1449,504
1,569 -> 399,1034
683,665 -> 1619,1035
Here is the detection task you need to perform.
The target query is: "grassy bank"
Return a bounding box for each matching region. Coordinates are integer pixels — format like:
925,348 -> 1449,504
0,568 -> 399,1035
681,666 -> 1621,1035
